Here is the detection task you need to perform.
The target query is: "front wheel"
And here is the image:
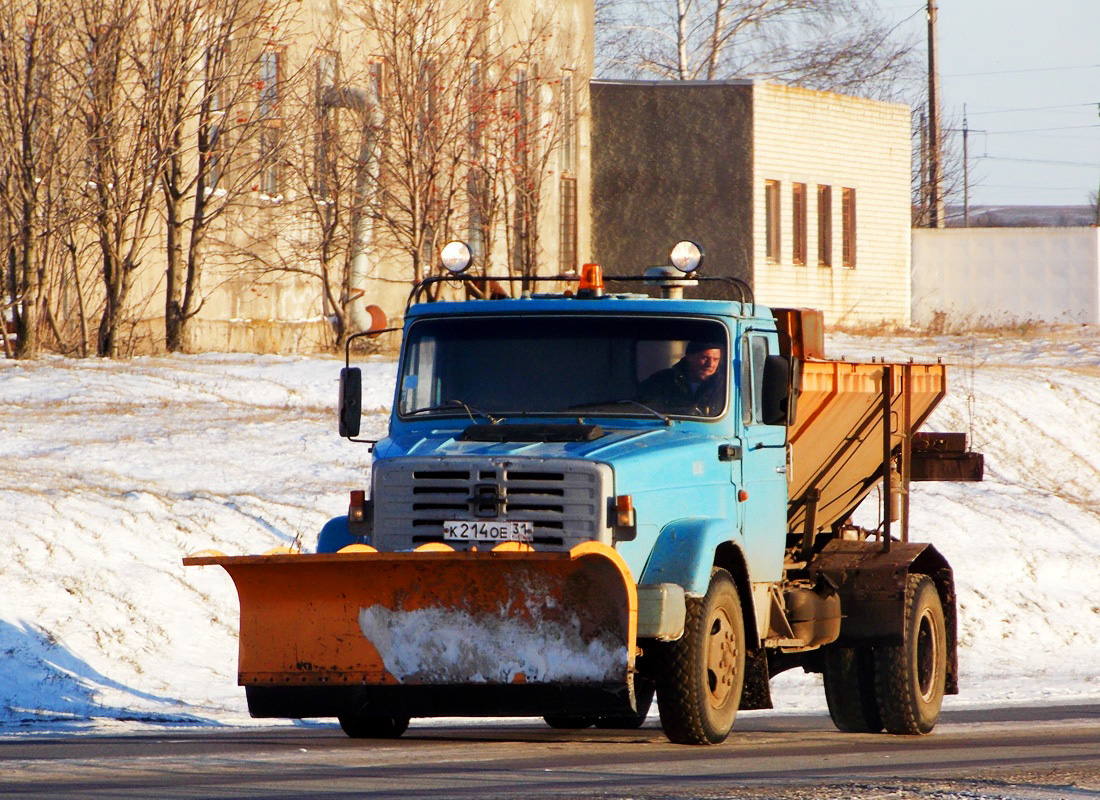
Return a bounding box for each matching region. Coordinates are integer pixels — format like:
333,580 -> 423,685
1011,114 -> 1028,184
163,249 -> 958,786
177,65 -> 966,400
594,679 -> 655,729
543,715 -> 596,729
338,715 -> 410,739
655,569 -> 745,745
874,574 -> 947,734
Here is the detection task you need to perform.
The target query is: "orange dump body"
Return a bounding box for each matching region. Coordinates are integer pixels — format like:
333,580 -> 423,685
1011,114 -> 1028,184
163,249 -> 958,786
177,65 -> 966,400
184,543 -> 640,717
787,360 -> 946,534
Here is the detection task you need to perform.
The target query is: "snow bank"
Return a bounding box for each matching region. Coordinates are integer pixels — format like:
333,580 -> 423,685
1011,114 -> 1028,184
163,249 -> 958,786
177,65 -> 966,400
2,329 -> 1099,732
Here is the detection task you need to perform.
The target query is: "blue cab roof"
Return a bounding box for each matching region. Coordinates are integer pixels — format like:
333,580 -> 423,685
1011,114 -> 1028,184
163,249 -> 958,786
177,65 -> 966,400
404,294 -> 774,323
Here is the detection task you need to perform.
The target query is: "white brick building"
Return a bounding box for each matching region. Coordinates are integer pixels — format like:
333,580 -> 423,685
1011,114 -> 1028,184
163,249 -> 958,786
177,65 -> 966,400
591,81 -> 912,326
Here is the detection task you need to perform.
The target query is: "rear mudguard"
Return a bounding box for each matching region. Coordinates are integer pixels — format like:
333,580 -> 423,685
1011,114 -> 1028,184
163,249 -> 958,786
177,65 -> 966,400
808,539 -> 958,695
184,542 -> 642,719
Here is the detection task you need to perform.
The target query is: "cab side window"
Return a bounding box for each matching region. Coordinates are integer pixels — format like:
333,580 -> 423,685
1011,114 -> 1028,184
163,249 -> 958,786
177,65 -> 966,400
740,335 -> 769,425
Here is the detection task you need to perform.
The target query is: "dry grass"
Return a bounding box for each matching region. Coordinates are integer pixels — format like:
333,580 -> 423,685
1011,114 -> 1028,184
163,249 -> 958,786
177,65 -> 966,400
832,312 -> 1097,341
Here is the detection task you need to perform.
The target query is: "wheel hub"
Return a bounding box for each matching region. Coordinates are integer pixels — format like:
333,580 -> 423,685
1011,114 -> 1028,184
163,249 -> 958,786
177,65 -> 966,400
706,608 -> 738,707
915,607 -> 939,702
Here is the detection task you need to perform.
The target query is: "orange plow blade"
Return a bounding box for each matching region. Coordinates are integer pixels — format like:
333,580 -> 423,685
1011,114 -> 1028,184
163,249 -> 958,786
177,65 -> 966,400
184,542 -> 639,719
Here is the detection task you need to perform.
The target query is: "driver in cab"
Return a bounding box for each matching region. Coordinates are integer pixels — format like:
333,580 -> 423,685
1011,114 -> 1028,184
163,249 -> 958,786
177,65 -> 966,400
637,341 -> 725,416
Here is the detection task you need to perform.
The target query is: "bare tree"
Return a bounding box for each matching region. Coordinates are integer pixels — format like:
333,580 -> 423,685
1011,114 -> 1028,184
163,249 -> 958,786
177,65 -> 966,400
0,0 -> 68,358
150,0 -> 302,352
597,0 -> 917,99
505,41 -> 578,281
62,0 -> 165,357
911,104 -> 968,227
465,18 -> 565,280
239,0 -> 583,341
352,0 -> 486,285
270,37 -> 383,347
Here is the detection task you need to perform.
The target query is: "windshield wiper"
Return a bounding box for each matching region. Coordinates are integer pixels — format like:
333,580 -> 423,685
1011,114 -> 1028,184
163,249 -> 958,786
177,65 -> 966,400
406,399 -> 502,425
567,399 -> 672,426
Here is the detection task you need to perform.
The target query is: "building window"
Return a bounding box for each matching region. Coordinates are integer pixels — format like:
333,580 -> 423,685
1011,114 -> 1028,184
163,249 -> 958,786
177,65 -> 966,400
207,116 -> 226,191
817,185 -> 832,267
203,48 -> 229,191
313,53 -> 340,199
792,183 -> 807,266
512,66 -> 533,273
842,187 -> 857,267
467,61 -> 488,267
559,70 -> 575,173
258,48 -> 284,196
317,51 -> 337,92
559,175 -> 577,272
368,60 -> 383,107
259,48 -> 283,119
467,186 -> 486,267
765,180 -> 780,263
468,60 -> 483,157
260,125 -> 282,196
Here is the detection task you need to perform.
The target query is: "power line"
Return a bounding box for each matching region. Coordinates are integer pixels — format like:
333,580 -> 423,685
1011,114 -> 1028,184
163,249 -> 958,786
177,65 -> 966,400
966,103 -> 1097,115
882,6 -> 925,38
980,156 -> 1100,168
979,185 -> 1091,192
946,64 -> 1100,78
985,132 -> 1099,142
983,124 -> 1100,135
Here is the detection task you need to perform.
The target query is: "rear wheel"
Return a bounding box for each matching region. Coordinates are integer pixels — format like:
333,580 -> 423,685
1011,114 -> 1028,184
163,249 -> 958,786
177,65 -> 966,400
338,715 -> 410,739
655,569 -> 745,745
874,574 -> 947,735
822,645 -> 884,733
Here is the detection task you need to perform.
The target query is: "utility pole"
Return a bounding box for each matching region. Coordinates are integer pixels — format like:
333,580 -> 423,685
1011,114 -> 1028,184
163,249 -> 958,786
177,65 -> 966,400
919,109 -> 929,226
927,0 -> 944,227
963,104 -> 969,227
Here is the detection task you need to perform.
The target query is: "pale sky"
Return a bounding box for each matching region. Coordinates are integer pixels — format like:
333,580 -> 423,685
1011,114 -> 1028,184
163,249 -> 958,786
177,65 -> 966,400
887,0 -> 1100,208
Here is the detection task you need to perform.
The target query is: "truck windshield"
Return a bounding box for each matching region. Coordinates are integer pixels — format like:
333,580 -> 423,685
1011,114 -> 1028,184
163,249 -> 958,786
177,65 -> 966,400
397,315 -> 729,420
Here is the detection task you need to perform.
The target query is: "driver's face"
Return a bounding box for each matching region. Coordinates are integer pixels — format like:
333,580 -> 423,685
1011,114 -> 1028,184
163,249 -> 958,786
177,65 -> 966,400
685,348 -> 722,382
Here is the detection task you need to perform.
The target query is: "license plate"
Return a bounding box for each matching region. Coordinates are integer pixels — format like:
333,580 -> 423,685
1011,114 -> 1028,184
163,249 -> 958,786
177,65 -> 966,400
442,520 -> 534,542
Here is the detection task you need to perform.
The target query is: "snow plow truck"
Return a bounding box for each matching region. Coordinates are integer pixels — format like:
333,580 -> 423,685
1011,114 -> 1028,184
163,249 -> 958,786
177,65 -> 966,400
185,241 -> 983,745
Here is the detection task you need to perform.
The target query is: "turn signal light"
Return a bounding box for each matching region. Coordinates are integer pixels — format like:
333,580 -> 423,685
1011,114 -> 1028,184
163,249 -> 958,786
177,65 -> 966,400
616,494 -> 635,527
349,489 -> 366,522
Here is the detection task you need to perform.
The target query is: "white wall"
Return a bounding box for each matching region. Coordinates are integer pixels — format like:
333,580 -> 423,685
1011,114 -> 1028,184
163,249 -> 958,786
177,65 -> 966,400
912,228 -> 1100,327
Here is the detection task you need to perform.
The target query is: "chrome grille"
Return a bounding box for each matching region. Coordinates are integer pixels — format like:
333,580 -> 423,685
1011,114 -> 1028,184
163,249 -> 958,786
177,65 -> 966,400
372,457 -> 612,551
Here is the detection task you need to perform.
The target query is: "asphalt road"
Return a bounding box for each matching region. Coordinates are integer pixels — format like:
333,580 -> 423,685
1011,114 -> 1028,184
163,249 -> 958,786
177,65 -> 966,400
2,705 -> 1100,800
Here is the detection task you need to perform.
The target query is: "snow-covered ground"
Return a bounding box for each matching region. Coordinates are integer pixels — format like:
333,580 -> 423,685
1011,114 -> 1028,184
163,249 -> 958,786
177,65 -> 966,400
2,328 -> 1099,734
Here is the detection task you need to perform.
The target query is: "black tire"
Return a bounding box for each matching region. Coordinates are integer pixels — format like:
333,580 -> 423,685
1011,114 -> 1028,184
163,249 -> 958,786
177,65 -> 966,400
655,569 -> 745,745
594,679 -> 655,729
822,645 -> 884,733
543,715 -> 597,729
874,574 -> 947,735
338,715 -> 410,739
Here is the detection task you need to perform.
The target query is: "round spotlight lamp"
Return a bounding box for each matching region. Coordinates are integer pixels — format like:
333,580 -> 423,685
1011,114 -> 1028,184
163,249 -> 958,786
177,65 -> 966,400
670,240 -> 703,274
441,241 -> 473,274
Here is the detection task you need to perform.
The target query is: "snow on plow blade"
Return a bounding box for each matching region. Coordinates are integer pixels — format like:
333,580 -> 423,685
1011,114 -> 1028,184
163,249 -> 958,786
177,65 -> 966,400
183,542 -> 640,719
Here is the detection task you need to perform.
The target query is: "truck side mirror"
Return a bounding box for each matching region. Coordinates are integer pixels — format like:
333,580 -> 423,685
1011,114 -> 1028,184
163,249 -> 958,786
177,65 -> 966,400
761,355 -> 790,426
339,367 -> 362,438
